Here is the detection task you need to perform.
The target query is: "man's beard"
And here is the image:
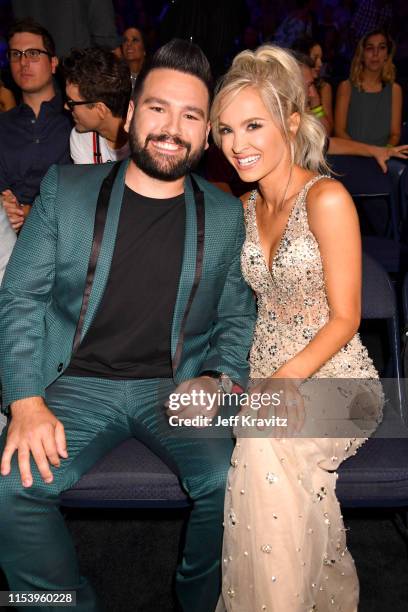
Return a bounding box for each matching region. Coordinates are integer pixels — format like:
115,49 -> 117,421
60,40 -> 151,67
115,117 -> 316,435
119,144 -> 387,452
129,120 -> 206,181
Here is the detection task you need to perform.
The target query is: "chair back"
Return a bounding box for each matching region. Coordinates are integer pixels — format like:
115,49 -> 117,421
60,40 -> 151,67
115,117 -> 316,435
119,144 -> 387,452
362,253 -> 404,421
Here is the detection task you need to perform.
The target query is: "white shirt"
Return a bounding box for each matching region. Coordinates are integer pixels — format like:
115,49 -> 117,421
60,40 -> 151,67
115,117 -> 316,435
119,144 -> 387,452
70,128 -> 130,164
0,200 -> 16,285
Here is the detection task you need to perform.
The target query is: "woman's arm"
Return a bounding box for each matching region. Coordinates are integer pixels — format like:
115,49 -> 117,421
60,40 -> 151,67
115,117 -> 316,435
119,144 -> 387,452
388,82 -> 402,146
327,136 -> 408,172
273,179 -> 361,379
334,80 -> 352,139
320,81 -> 334,135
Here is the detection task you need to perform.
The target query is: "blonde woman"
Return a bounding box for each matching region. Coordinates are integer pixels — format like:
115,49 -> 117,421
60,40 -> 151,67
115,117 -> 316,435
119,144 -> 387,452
335,30 -> 402,146
211,45 -> 381,611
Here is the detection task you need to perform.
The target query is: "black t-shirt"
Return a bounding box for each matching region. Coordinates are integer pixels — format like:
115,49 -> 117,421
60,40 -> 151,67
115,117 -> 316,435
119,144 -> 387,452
66,186 -> 185,379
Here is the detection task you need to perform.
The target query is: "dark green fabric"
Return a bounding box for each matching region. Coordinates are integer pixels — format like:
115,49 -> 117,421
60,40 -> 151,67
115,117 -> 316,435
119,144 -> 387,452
346,82 -> 392,146
0,376 -> 233,612
0,161 -> 256,410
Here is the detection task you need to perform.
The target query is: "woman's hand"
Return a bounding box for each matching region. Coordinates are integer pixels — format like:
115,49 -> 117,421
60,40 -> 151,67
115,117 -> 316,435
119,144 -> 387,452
371,144 -> 408,173
2,189 -> 24,232
247,375 -> 305,437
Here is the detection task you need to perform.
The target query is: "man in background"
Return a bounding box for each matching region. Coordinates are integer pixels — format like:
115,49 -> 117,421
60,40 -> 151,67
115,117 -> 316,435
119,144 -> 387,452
0,19 -> 71,231
64,47 -> 131,164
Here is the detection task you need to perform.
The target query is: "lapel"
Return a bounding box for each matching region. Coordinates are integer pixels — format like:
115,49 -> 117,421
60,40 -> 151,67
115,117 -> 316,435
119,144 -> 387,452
171,174 -> 205,371
79,159 -> 128,344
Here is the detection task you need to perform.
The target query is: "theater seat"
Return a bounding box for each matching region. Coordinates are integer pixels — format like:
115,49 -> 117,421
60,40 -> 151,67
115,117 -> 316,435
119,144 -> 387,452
337,438 -> 408,508
60,438 -> 190,509
60,435 -> 408,512
61,256 -> 407,515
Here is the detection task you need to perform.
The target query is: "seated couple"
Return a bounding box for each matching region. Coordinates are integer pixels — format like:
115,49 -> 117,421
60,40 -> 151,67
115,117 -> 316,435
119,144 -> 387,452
0,39 -> 381,611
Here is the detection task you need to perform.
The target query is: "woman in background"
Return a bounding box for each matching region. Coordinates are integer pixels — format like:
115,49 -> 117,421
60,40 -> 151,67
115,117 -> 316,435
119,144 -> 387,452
211,45 -> 381,611
121,26 -> 146,89
292,35 -> 333,133
335,29 -> 402,146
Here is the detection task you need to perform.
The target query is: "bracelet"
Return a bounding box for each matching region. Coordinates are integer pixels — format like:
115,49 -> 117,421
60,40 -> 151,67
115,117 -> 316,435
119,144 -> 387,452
311,104 -> 325,119
386,143 -> 394,148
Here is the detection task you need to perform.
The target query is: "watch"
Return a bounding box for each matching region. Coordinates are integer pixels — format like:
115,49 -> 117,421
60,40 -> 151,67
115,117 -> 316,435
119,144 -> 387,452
201,371 -> 244,394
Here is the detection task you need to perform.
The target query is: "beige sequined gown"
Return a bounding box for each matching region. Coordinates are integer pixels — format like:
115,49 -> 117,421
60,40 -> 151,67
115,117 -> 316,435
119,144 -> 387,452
217,176 -> 382,612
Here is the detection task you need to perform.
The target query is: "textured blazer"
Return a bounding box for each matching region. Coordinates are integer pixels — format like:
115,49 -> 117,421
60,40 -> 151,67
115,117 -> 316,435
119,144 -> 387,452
0,160 -> 256,410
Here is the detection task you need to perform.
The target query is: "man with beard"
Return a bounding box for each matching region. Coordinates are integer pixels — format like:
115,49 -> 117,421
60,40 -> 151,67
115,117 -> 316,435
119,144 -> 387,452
0,39 -> 256,612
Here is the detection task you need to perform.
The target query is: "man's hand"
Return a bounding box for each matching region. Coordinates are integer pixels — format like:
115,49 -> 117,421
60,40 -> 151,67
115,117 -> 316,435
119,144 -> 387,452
371,144 -> 408,173
1,397 -> 68,487
2,189 -> 24,231
166,376 -> 220,426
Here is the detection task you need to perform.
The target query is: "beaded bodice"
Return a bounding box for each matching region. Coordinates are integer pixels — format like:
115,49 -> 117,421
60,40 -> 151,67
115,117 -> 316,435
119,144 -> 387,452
241,175 -> 377,379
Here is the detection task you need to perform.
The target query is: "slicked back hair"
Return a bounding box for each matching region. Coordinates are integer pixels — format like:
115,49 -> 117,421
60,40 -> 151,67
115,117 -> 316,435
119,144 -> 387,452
132,38 -> 213,110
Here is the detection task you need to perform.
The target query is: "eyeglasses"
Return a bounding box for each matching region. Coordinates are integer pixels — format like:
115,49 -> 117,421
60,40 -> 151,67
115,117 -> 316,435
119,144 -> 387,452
65,99 -> 97,111
7,48 -> 52,62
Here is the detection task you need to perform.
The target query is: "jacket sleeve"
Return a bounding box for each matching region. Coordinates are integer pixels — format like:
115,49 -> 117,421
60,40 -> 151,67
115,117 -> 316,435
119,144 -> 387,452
0,165 -> 59,411
199,208 -> 256,388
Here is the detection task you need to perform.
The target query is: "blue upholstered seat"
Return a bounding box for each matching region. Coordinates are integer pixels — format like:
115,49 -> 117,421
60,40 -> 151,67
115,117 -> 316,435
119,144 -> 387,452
337,438 -> 408,507
61,438 -> 190,509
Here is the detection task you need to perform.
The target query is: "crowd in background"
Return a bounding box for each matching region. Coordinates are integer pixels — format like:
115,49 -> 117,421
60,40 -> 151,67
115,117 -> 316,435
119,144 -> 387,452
0,1 -> 407,72
0,0 -> 407,255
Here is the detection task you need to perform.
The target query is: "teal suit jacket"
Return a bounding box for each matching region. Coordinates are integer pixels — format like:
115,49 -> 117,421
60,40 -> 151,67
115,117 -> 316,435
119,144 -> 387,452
0,160 -> 256,410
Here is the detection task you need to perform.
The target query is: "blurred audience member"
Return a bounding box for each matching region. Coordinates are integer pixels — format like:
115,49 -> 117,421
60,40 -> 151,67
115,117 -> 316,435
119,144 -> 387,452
0,73 -> 15,111
350,0 -> 393,47
273,0 -> 319,48
335,30 -> 402,146
63,47 -> 131,164
292,36 -> 333,133
12,0 -> 121,58
0,19 -> 71,231
121,27 -> 146,89
291,51 -> 331,135
297,51 -> 408,172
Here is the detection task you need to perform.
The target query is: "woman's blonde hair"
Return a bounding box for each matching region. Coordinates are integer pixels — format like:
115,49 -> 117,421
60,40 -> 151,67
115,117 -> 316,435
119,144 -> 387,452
210,45 -> 329,173
350,30 -> 396,90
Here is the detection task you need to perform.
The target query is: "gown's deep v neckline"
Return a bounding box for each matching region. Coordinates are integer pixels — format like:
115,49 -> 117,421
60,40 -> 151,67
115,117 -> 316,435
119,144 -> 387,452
252,192 -> 299,273
249,175 -> 324,275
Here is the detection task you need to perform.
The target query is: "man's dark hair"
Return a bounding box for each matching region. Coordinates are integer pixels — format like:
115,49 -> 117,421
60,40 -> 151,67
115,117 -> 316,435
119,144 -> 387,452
63,47 -> 131,118
132,38 -> 213,107
8,18 -> 56,57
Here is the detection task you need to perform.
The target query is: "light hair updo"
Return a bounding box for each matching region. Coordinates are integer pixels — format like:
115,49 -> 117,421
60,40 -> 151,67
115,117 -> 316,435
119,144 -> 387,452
211,45 -> 329,173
